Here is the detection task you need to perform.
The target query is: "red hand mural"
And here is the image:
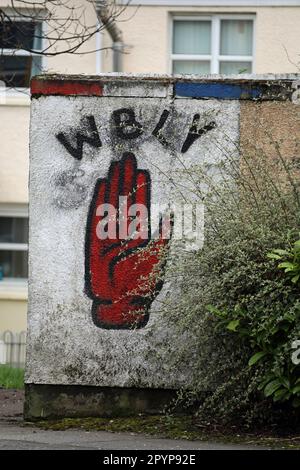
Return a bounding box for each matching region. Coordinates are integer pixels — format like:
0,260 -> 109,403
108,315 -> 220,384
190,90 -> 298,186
85,152 -> 171,329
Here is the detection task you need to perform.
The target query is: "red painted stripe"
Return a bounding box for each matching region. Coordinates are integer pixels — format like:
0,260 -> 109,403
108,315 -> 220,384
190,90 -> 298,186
31,78 -> 103,97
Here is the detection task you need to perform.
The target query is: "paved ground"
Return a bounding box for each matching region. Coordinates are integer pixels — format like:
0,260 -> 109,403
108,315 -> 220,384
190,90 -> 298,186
0,421 -> 267,450
0,389 -> 265,450
0,388 -> 24,419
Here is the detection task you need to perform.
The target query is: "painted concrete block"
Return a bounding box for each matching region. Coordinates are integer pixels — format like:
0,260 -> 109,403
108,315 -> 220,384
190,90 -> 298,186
26,74 -> 300,417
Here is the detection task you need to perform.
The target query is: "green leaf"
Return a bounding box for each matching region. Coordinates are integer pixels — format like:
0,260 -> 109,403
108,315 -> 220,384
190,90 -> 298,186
292,385 -> 300,395
291,274 -> 300,284
280,377 -> 291,389
273,388 -> 290,402
269,249 -> 290,256
248,351 -> 268,366
206,305 -> 225,318
258,374 -> 275,391
226,319 -> 240,332
264,379 -> 282,397
266,253 -> 282,260
278,262 -> 295,270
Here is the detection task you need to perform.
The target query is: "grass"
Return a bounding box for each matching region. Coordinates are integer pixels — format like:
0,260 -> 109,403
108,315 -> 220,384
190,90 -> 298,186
0,365 -> 24,389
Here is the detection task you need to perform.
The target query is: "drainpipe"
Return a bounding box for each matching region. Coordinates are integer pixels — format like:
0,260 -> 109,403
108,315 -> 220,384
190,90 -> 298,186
95,1 -> 124,72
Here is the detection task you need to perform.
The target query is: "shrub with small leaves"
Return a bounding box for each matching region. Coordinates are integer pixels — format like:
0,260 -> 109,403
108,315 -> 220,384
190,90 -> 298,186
159,136 -> 300,426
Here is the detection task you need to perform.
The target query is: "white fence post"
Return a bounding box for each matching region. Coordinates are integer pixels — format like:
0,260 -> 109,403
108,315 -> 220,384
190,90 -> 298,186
0,340 -> 6,364
0,332 -> 26,367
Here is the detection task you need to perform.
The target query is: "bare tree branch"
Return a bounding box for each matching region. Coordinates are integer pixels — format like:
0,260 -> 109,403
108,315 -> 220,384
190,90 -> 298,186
0,1 -> 130,55
0,1 -> 131,90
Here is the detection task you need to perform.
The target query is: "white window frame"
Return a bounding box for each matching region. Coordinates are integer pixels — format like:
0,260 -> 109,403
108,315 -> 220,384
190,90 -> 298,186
0,13 -> 47,98
0,204 -> 29,283
170,14 -> 256,74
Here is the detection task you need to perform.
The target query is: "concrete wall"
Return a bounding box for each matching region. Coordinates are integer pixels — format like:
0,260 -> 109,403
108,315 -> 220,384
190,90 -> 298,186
25,73 -> 300,419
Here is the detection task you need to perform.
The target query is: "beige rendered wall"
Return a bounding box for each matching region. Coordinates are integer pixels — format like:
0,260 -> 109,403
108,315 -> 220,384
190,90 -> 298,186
0,105 -> 30,203
0,1 -> 100,330
109,5 -> 300,74
45,1 -> 100,75
0,102 -> 29,334
0,300 -> 27,331
0,0 -> 100,204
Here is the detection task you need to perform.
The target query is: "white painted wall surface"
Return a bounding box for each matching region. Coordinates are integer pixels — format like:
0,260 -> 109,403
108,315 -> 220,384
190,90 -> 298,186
26,82 -> 239,388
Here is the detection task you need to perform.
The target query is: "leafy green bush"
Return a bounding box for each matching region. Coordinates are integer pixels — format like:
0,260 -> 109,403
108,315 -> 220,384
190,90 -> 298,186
160,137 -> 300,426
209,234 -> 300,408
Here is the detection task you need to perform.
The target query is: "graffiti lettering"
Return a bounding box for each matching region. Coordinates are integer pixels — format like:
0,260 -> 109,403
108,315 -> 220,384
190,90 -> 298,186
181,114 -> 216,154
56,115 -> 102,160
152,109 -> 170,148
112,108 -> 144,140
56,110 -> 218,159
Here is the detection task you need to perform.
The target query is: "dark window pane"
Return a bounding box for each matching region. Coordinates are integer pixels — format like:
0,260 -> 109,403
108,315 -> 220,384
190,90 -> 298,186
0,55 -> 42,87
0,217 -> 28,243
0,250 -> 28,278
0,21 -> 42,50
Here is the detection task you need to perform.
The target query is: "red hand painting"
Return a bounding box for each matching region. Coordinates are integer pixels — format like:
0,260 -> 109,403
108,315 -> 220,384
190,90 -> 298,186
85,152 -> 171,329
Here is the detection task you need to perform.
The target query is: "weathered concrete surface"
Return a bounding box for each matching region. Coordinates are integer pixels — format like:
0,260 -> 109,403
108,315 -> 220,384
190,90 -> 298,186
24,384 -> 181,420
27,75 -> 240,392
26,74 -> 300,419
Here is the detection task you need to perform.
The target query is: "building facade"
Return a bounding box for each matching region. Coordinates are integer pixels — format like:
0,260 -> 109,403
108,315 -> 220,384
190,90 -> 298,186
0,0 -> 300,334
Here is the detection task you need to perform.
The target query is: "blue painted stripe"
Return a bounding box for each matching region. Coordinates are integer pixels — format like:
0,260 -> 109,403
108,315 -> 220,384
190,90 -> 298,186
175,82 -> 262,99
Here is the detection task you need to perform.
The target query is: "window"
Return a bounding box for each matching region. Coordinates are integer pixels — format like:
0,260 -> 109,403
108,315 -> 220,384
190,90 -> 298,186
0,216 -> 28,280
0,19 -> 43,89
171,15 -> 254,74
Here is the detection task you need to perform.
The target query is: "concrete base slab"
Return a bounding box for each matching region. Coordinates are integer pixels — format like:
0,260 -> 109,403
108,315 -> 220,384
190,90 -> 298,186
24,384 -> 179,420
